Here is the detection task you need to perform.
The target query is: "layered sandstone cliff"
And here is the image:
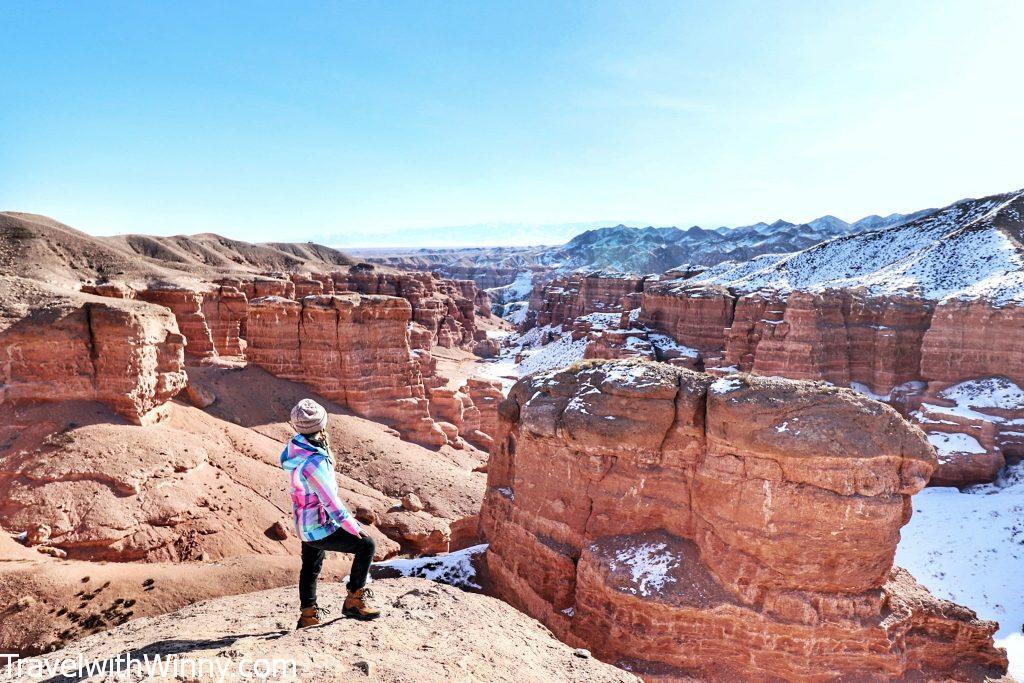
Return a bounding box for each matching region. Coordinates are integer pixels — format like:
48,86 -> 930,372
329,267 -> 481,349
593,276 -> 1024,485
527,272 -> 647,331
638,283 -> 735,362
480,359 -> 1006,681
84,282 -> 249,359
246,293 -> 447,447
0,280 -> 187,424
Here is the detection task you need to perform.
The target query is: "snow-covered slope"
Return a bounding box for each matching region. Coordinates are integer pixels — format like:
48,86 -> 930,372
897,461 -> 1024,678
696,189 -> 1024,304
537,213 -> 899,274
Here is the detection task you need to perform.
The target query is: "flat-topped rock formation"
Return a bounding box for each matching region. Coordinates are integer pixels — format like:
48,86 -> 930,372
480,359 -> 1006,680
0,278 -> 187,425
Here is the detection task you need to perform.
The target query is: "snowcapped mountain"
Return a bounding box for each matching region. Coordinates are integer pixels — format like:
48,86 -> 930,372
695,189 -> 1024,303
534,211 -> 926,274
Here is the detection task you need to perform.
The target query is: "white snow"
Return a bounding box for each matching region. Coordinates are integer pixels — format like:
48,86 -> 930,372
849,381 -> 891,402
485,271 -> 534,305
475,354 -> 519,393
648,333 -> 700,358
695,192 -> 1024,304
897,463 -> 1024,678
710,377 -> 744,394
940,377 -> 1024,410
598,362 -> 664,388
499,301 -> 529,325
913,377 -> 1024,427
607,542 -> 679,597
576,312 -> 623,329
377,543 -> 487,590
927,431 -> 986,458
515,325 -> 589,376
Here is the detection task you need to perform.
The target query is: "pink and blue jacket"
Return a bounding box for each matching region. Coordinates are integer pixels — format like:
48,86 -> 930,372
280,434 -> 362,542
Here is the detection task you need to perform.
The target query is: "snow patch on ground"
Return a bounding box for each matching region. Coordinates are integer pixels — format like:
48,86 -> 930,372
608,542 -> 679,597
897,463 -> 1024,678
498,301 -> 529,325
516,326 -> 588,375
486,271 -> 533,305
927,431 -> 987,457
710,377 -> 743,394
649,333 -> 700,358
940,377 -> 1024,410
849,381 -> 891,402
378,544 -> 487,590
576,312 -> 623,329
914,378 -> 1024,428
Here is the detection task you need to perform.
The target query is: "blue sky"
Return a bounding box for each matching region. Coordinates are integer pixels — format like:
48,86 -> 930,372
1,1 -> 1022,247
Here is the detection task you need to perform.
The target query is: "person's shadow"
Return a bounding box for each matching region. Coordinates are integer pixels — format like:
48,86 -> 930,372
41,630 -> 287,682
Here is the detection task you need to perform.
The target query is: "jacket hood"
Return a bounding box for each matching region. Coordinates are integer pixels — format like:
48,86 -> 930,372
280,434 -> 326,472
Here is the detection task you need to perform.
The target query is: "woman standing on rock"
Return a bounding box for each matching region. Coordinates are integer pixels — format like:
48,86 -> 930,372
281,398 -> 381,628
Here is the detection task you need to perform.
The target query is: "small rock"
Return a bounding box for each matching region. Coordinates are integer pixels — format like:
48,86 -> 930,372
15,596 -> 37,610
183,383 -> 216,408
266,521 -> 289,541
573,648 -> 591,659
354,506 -> 377,525
354,660 -> 374,676
401,493 -> 424,512
36,546 -> 68,559
26,524 -> 51,546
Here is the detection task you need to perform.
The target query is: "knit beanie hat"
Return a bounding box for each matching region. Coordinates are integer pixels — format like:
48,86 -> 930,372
290,398 -> 328,435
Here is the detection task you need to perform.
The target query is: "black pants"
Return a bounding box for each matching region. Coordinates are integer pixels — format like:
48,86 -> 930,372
299,528 -> 376,608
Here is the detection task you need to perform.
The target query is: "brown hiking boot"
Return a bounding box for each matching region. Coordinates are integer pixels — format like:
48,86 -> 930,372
296,605 -> 330,629
343,587 -> 381,620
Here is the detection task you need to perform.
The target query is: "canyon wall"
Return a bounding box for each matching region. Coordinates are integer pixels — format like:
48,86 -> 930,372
0,289 -> 187,424
480,359 -> 1006,681
326,268 -> 481,349
84,282 -> 249,359
529,279 -> 1019,486
920,299 -> 1024,387
246,293 -> 447,447
527,272 -> 647,330
638,283 -> 735,361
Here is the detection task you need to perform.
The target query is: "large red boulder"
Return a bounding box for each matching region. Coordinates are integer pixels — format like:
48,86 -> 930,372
480,359 -> 1006,681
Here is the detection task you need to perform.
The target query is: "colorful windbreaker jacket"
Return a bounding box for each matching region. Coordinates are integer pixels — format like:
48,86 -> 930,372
280,434 -> 362,542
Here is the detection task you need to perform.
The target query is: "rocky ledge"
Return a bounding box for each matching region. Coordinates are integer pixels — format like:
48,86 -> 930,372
0,578 -> 637,683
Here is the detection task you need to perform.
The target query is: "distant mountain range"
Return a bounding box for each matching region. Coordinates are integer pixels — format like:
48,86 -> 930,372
695,189 -> 1024,303
359,208 -> 935,279
537,210 -> 934,274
